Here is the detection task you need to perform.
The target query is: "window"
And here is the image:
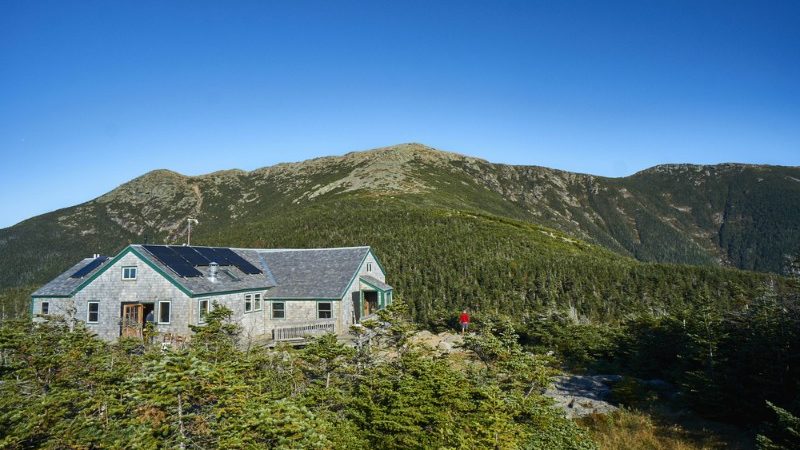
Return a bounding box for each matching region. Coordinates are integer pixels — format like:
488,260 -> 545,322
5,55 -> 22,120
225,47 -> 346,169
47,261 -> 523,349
122,266 -> 137,280
198,299 -> 210,323
245,294 -> 253,313
366,262 -> 373,272
272,302 -> 285,319
159,301 -> 171,324
254,293 -> 262,311
87,302 -> 99,323
317,302 -> 332,319
41,302 -> 49,315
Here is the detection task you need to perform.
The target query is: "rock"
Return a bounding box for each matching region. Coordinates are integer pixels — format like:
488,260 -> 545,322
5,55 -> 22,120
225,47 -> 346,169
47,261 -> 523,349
544,375 -> 620,419
437,341 -> 454,352
438,332 -> 464,345
415,330 -> 435,341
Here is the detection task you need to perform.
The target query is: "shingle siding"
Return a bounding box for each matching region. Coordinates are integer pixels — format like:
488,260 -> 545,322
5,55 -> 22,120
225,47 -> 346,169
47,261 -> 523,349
32,245 -> 391,343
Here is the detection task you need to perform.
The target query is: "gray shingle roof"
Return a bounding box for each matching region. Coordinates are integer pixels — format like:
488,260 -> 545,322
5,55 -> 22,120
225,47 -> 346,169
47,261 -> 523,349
32,257 -> 113,297
360,275 -> 392,291
32,245 -> 384,300
132,245 -> 276,296
256,247 -> 371,299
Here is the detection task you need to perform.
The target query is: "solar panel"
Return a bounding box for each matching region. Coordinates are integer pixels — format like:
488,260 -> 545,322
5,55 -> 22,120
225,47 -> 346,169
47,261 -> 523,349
215,248 -> 263,274
169,246 -> 210,266
167,262 -> 203,278
143,245 -> 202,277
194,247 -> 233,266
70,256 -> 109,278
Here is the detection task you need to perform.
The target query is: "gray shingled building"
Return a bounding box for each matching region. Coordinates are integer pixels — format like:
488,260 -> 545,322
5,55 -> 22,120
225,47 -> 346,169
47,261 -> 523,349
31,244 -> 392,343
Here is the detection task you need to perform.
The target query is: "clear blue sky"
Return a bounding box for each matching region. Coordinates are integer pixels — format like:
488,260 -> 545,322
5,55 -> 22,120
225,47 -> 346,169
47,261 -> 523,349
1,0 -> 798,228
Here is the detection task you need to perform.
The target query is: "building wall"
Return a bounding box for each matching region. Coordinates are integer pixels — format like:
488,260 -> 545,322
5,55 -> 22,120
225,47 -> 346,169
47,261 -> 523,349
31,248 -> 389,343
31,251 -> 269,342
261,299 -> 340,334
341,250 -> 387,326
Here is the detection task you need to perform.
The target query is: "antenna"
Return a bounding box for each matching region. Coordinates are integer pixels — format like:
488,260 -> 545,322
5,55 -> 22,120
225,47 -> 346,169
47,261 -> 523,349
187,218 -> 199,245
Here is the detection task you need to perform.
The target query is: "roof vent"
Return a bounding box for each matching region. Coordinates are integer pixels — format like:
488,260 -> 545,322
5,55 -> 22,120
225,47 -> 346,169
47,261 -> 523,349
208,262 -> 219,282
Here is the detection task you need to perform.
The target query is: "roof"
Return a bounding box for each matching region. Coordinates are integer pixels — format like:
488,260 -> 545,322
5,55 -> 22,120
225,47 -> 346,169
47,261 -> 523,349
32,257 -> 113,297
33,245 -> 389,300
360,275 -> 393,291
132,245 -> 276,296
256,247 -> 372,299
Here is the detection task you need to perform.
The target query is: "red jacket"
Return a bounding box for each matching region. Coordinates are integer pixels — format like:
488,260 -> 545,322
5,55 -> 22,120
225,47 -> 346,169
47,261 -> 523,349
459,312 -> 470,324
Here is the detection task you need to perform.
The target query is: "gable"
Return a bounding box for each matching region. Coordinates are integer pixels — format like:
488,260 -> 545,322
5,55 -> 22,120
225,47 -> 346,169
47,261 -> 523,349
33,245 -> 276,299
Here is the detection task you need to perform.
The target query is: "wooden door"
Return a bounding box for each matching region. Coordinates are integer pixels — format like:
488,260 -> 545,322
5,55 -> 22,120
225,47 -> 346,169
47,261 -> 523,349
122,304 -> 144,338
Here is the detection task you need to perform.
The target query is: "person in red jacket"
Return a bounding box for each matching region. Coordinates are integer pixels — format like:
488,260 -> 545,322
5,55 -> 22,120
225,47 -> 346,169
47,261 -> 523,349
459,310 -> 470,335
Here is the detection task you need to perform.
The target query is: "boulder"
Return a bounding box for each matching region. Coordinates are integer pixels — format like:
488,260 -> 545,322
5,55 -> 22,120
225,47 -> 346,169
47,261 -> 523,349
544,375 -> 620,419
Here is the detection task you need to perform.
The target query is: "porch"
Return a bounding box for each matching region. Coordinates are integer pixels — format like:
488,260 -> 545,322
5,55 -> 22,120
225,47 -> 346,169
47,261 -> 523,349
352,275 -> 393,323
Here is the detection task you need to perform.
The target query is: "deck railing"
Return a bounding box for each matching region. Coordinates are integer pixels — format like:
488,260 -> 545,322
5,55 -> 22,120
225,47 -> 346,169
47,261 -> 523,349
273,321 -> 335,342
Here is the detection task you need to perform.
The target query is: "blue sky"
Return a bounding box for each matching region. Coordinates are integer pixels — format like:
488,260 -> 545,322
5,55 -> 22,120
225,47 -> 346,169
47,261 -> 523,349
1,0 -> 798,228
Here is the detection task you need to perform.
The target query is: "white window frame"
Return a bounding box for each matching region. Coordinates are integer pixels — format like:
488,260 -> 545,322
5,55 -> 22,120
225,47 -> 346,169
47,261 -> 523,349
158,301 -> 171,324
41,301 -> 49,315
244,294 -> 253,313
317,301 -> 332,319
272,301 -> 285,319
254,293 -> 262,311
198,299 -> 210,324
122,266 -> 137,280
366,262 -> 373,272
87,302 -> 100,323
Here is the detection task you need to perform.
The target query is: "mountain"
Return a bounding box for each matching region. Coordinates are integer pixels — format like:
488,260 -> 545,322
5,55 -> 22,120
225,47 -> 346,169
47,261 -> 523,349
1,143 -> 798,322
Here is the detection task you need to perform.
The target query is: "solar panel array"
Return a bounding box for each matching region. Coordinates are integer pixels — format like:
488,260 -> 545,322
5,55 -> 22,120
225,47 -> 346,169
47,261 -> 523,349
70,256 -> 110,278
143,245 -> 203,277
142,245 -> 262,278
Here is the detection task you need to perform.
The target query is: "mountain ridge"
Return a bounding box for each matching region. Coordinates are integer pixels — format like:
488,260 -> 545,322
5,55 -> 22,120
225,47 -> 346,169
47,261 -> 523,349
1,143 -> 799,293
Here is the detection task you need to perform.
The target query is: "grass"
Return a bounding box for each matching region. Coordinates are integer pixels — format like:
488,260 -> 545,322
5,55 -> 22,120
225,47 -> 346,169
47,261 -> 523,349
580,408 -> 754,450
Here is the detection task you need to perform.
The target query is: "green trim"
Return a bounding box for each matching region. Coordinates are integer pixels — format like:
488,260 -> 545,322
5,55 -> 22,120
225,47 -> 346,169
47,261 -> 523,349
267,297 -> 341,301
31,294 -> 71,299
69,246 -> 194,298
337,249 -> 373,301
369,249 -> 388,276
358,277 -> 392,293
195,287 -> 268,298
68,245 -> 271,299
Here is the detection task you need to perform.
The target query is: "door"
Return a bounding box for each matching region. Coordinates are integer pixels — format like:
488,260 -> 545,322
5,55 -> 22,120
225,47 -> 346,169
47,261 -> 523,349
352,292 -> 361,323
122,304 -> 144,338
363,291 -> 379,317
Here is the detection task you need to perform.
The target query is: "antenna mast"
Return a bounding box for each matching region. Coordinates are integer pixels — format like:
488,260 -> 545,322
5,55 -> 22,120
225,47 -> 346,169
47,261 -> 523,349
187,218 -> 199,245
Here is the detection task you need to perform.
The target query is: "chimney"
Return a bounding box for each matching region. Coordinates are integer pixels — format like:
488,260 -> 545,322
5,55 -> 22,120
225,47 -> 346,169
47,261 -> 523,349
92,253 -> 99,259
208,262 -> 219,282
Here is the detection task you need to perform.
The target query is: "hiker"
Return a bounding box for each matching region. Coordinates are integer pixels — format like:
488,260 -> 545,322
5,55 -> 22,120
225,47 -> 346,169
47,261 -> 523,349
144,309 -> 156,343
459,310 -> 470,335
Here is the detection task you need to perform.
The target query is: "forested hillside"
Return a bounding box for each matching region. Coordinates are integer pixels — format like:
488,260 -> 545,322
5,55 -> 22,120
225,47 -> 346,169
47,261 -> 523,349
2,144 -> 799,295
1,143 -> 799,447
